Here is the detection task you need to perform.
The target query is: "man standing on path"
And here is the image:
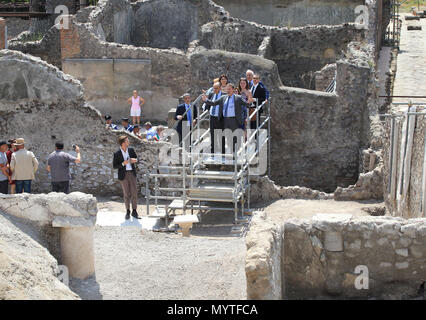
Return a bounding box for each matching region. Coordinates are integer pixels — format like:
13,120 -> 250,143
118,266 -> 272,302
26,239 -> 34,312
47,142 -> 81,194
10,138 -> 39,193
0,141 -> 9,194
113,135 -> 141,220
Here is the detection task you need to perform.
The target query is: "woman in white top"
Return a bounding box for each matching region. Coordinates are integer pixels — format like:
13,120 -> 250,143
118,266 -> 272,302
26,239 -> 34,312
127,90 -> 145,126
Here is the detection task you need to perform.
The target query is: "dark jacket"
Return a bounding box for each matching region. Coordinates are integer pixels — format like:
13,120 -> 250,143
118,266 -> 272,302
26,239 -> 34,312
113,147 -> 137,181
202,91 -> 223,114
174,103 -> 198,136
251,83 -> 267,116
204,94 -> 251,127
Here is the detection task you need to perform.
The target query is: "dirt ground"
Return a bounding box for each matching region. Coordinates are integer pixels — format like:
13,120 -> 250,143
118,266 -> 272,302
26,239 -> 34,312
69,196 -> 384,300
262,198 -> 384,224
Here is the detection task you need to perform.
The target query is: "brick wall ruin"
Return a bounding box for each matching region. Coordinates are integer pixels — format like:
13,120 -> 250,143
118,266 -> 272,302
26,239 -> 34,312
0,18 -> 5,50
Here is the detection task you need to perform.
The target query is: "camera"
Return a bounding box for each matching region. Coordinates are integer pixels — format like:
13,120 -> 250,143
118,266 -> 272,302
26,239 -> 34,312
72,144 -> 77,150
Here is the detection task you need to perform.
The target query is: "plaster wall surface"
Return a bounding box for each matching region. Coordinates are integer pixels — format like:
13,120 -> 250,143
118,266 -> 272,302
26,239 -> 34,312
213,0 -> 365,27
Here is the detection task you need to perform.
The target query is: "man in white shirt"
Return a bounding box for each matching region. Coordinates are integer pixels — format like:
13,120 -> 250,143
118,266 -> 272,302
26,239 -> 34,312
112,135 -> 140,220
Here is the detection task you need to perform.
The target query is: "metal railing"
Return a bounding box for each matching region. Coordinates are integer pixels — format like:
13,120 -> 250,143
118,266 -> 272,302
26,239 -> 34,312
385,0 -> 403,48
144,90 -> 271,226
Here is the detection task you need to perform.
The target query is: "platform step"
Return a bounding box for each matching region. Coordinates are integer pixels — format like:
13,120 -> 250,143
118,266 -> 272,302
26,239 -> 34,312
188,184 -> 235,200
173,215 -> 199,224
150,206 -> 167,218
169,199 -> 188,210
193,170 -> 235,180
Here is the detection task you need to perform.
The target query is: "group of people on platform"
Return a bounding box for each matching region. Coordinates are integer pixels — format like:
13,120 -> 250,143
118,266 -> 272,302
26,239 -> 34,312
174,70 -> 269,153
0,139 -> 80,195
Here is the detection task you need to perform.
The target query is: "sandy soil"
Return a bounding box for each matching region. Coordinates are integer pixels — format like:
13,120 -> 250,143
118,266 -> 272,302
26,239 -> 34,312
70,226 -> 246,300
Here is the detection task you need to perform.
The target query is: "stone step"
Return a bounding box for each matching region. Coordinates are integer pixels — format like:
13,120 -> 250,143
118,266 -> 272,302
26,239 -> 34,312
149,206 -> 167,218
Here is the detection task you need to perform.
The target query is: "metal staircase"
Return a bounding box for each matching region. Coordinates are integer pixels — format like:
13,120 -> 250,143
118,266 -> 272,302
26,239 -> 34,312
143,91 -> 271,233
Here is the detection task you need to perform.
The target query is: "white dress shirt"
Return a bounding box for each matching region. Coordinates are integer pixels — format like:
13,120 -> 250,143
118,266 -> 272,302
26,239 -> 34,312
120,148 -> 133,171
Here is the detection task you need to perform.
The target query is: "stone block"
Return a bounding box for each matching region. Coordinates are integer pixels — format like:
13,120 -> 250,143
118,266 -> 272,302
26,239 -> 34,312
324,231 -> 343,252
312,213 -> 353,232
60,226 -> 95,279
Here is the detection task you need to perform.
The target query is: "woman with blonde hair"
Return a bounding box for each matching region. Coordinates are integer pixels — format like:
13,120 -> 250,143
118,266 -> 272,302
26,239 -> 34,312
127,90 -> 145,126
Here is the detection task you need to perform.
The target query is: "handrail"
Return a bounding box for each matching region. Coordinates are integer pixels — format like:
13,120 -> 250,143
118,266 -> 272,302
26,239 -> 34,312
237,101 -> 268,157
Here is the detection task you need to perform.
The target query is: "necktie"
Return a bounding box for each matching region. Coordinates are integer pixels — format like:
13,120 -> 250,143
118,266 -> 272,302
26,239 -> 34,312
186,104 -> 191,124
224,96 -> 230,117
212,94 -> 217,116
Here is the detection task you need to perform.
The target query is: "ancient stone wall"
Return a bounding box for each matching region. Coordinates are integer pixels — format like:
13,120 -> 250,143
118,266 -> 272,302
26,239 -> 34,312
245,212 -> 283,300
199,18 -> 361,89
315,64 -> 337,91
246,213 -> 426,299
2,0 -> 388,194
213,0 -> 365,27
266,24 -> 361,89
0,50 -> 168,195
3,18 -> 31,40
283,215 -> 426,299
8,26 -> 62,69
270,49 -> 371,192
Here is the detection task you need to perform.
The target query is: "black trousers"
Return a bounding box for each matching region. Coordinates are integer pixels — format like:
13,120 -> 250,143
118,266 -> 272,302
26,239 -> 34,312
0,180 -> 8,194
210,116 -> 223,154
52,181 -> 70,194
223,117 -> 242,155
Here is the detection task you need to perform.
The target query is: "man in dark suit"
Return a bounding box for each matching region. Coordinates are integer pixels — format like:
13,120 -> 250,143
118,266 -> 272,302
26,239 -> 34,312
202,82 -> 223,155
250,73 -> 267,129
113,135 -> 140,220
174,93 -> 198,145
202,83 -> 254,156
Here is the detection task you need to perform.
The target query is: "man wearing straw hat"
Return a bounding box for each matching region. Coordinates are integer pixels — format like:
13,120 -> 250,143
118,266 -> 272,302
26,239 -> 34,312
10,138 -> 39,194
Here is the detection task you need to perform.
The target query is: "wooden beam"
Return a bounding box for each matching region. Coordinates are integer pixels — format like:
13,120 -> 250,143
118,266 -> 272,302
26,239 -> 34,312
0,12 -> 50,18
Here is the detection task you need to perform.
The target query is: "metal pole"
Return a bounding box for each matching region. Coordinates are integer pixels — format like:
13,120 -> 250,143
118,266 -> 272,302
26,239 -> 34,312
268,98 -> 271,178
146,173 -> 150,216
182,139 -> 187,215
234,148 -> 238,223
154,157 -> 159,209
388,117 -> 395,193
256,99 -> 260,153
393,1 -> 396,47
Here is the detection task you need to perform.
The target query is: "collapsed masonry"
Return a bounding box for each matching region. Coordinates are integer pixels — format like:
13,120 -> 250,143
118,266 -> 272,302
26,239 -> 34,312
2,0 -> 390,196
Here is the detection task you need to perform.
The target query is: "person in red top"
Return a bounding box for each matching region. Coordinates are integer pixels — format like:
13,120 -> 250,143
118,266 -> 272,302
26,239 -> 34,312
6,139 -> 16,194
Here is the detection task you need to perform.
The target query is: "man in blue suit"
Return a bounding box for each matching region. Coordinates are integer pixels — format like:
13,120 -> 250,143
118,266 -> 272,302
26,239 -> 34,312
174,93 -> 198,145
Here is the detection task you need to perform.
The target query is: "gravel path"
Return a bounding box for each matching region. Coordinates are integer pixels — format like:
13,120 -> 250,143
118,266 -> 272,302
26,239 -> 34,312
69,226 -> 247,300
69,197 -> 384,300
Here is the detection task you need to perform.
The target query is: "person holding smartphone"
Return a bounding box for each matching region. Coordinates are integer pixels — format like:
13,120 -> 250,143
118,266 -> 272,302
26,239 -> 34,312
47,141 -> 81,194
113,135 -> 140,220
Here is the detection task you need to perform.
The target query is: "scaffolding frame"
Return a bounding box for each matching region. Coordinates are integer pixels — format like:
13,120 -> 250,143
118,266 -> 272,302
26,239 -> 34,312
144,92 -> 271,227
